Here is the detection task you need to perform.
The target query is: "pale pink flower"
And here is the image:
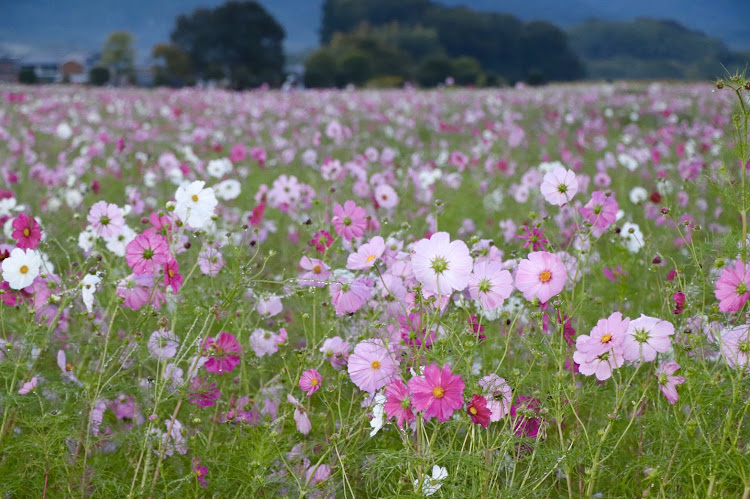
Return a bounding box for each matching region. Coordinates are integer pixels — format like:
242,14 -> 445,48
468,260 -> 514,310
332,200 -> 367,241
540,166 -> 578,206
347,339 -> 398,394
655,361 -> 685,404
720,325 -> 750,370
622,315 -> 674,362
411,232 -> 472,294
515,251 -> 567,303
580,191 -> 618,237
714,260 -> 750,313
329,277 -> 371,315
347,236 -> 386,270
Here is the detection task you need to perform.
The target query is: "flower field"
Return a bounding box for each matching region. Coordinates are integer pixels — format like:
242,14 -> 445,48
0,80 -> 749,498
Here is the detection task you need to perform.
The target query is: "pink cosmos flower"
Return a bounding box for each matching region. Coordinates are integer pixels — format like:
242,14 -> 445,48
580,191 -> 618,237
398,313 -> 436,348
479,374 -> 512,421
622,315 -> 674,362
18,376 -> 38,395
298,256 -> 331,287
249,328 -> 284,357
383,380 -> 415,429
346,236 -> 386,270
287,394 -> 312,435
308,229 -> 334,254
116,273 -> 165,310
299,369 -> 322,397
230,143 -> 247,162
125,232 -> 169,275
511,395 -> 543,438
329,277 -> 371,315
468,260 -> 514,310
198,246 -> 224,276
188,377 -> 221,407
467,394 -> 492,428
540,166 -> 578,206
163,257 -> 183,293
408,364 -> 466,422
332,200 -> 367,241
714,260 -> 750,313
148,328 -> 179,360
347,339 -> 398,394
11,214 -> 41,250
719,325 -> 750,370
515,251 -> 567,303
518,225 -> 549,251
411,232 -> 472,294
202,332 -> 242,374
320,336 -> 350,369
374,184 -> 398,210
87,201 -> 124,238
573,312 -> 629,380
655,361 -> 685,404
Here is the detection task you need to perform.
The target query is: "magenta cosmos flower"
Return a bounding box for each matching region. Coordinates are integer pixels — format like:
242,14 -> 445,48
347,339 -> 398,394
468,260 -> 514,310
411,232 -> 472,295
332,200 -> 367,241
515,251 -> 567,303
202,332 -> 242,374
11,214 -> 42,250
87,201 -> 124,238
719,325 -> 750,370
580,190 -> 618,237
573,312 -> 629,380
347,236 -> 386,270
408,364 -> 466,422
466,394 -> 492,428
622,314 -> 674,362
655,361 -> 685,404
125,232 -> 169,275
540,166 -> 578,206
384,380 -> 415,429
299,369 -> 322,397
714,260 -> 750,313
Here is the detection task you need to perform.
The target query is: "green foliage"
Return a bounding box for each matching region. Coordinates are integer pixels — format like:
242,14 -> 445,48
18,67 -> 37,85
88,66 -> 110,86
416,55 -> 454,87
170,1 -> 285,88
317,0 -> 585,86
151,43 -> 192,87
101,31 -> 136,83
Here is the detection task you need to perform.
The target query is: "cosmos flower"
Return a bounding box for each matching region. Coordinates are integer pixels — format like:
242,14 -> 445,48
408,364 -> 465,422
411,232 -> 472,295
515,251 -> 567,303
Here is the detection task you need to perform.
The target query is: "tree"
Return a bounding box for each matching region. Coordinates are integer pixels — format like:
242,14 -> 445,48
416,55 -> 454,87
151,43 -> 192,87
88,67 -> 110,86
18,67 -> 37,85
304,49 -> 338,88
101,31 -> 136,84
170,1 -> 285,89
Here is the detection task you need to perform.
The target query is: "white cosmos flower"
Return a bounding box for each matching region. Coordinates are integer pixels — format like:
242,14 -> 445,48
174,180 -> 218,229
2,248 -> 42,290
620,222 -> 645,253
56,122 -> 73,140
414,465 -> 448,496
81,274 -> 101,313
78,226 -> 98,252
369,393 -> 387,437
206,158 -> 232,178
629,186 -> 648,204
0,197 -> 19,217
104,224 -> 136,257
215,179 -> 241,201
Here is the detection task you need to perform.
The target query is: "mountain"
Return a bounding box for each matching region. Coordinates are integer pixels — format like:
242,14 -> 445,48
0,0 -> 747,62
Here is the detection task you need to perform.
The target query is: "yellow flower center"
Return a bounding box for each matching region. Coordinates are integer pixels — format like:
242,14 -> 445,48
23,228 -> 30,237
432,386 -> 445,399
313,265 -> 321,274
191,194 -> 199,202
66,363 -> 73,372
371,360 -> 381,370
469,406 -> 478,415
601,333 -> 612,343
19,265 -> 28,274
539,270 -> 552,282
168,269 -> 175,277
310,378 -> 319,386
366,254 -> 376,263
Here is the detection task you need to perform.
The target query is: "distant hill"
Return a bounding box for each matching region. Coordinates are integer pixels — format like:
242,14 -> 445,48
568,18 -> 749,80
0,0 -> 747,62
